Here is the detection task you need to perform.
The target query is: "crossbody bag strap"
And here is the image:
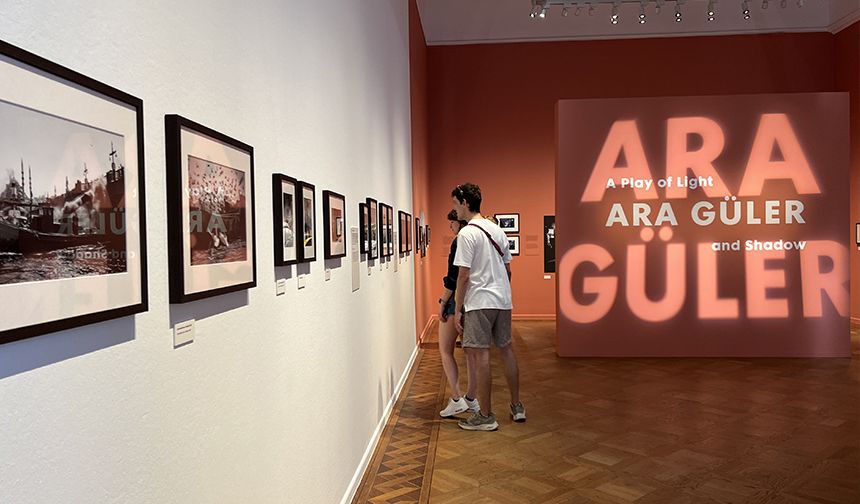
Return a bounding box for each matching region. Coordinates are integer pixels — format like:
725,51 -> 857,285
467,223 -> 505,259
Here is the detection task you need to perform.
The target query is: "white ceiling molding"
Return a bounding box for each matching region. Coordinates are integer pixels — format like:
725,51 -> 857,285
417,0 -> 859,45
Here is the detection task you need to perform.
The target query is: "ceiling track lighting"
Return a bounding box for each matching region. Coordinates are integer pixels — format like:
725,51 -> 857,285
526,0 -> 806,20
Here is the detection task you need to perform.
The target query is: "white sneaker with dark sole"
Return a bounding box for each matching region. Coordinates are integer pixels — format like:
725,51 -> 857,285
458,412 -> 499,431
439,397 -> 468,417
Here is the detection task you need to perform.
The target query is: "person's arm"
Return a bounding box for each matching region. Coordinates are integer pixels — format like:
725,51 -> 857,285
438,287 -> 454,321
455,266 -> 470,334
506,263 -> 511,282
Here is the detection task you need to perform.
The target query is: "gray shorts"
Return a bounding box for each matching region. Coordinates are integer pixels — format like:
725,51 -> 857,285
463,309 -> 512,349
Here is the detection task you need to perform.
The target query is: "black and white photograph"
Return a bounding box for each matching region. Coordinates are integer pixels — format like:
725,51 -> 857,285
165,114 -> 256,303
272,173 -> 298,266
495,213 -> 519,233
297,181 -> 316,262
508,235 -> 520,256
544,215 -> 555,273
367,197 -> 378,259
0,40 -> 147,344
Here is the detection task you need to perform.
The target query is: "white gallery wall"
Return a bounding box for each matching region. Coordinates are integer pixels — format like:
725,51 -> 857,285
0,1 -> 416,503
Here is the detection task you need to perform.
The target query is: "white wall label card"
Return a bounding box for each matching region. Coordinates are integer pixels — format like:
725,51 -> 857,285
351,227 -> 360,292
276,279 -> 286,296
174,319 -> 195,347
297,275 -> 306,290
544,275 -> 552,280
325,269 -> 331,281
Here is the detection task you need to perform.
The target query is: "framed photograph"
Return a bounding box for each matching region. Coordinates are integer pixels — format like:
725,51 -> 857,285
386,205 -> 395,257
495,213 -> 519,233
379,203 -> 388,257
367,197 -> 378,259
0,41 -> 148,344
856,222 -> 860,245
406,214 -> 413,253
420,224 -> 426,257
425,225 -> 431,245
544,215 -> 556,273
272,173 -> 298,266
165,115 -> 256,304
359,203 -> 368,255
508,236 -> 520,256
415,218 -> 422,253
323,190 -> 346,259
297,181 -> 316,262
398,210 -> 408,254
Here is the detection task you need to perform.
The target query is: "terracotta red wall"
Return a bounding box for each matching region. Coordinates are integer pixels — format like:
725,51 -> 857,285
409,0 -> 432,340
836,23 -> 860,324
424,32 -> 840,318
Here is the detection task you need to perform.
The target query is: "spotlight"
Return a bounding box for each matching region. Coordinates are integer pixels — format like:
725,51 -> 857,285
539,5 -> 548,18
707,0 -> 715,20
742,0 -> 750,18
675,1 -> 682,22
797,0 -> 804,6
611,2 -> 619,24
762,0 -> 768,9
587,2 -> 595,15
639,0 -> 647,23
562,6 -> 570,16
656,0 -> 665,14
780,0 -> 787,7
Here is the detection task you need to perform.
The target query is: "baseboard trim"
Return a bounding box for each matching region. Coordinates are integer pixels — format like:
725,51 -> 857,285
340,343 -> 421,504
419,315 -> 437,343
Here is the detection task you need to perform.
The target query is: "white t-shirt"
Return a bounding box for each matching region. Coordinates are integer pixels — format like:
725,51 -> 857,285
453,217 -> 513,311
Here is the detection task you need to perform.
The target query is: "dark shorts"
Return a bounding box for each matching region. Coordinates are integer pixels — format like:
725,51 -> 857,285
442,298 -> 456,317
463,309 -> 513,349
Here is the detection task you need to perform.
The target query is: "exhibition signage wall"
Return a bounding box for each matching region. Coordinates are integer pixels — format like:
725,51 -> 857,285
556,93 -> 849,357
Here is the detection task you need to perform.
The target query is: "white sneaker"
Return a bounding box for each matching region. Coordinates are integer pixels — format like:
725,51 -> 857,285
440,397 -> 468,417
464,397 -> 480,414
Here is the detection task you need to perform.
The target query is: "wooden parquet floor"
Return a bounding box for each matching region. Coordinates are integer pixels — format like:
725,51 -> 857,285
355,321 -> 860,504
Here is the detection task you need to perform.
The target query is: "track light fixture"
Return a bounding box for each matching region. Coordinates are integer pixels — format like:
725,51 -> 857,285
526,0 -> 808,21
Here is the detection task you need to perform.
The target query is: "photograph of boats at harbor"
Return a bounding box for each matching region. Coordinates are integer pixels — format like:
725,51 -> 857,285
187,155 -> 247,266
0,99 -> 128,285
0,39 -> 147,344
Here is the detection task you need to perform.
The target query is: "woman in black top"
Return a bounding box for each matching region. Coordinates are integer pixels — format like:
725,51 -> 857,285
437,210 -> 479,417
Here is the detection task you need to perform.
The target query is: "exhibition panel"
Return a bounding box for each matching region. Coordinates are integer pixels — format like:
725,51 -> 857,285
556,93 -> 849,357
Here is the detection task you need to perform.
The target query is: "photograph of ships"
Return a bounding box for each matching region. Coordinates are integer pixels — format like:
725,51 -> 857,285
0,100 -> 127,286
187,155 -> 247,266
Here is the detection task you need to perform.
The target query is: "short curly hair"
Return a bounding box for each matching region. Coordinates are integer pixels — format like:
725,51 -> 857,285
451,183 -> 481,213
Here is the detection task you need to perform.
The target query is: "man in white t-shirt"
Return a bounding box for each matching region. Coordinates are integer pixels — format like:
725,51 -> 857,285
452,183 -> 525,431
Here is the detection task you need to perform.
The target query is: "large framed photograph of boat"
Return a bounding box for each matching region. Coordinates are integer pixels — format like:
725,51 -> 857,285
0,41 -> 148,345
165,115 -> 256,304
272,173 -> 298,266
322,190 -> 346,259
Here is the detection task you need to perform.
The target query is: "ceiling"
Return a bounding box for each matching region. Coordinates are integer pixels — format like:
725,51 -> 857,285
417,0 -> 860,45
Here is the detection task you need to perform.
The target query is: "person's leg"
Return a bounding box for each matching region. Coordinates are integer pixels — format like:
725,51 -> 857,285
465,344 -> 478,400
498,344 -> 520,405
438,317 -> 461,399
470,347 -> 492,416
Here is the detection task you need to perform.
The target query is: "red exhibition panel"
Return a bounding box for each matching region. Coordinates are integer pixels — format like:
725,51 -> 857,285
556,93 -> 849,357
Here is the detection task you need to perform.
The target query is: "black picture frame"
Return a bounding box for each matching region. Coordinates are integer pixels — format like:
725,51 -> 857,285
398,210 -> 408,254
0,40 -> 148,345
508,235 -> 520,256
406,213 -> 413,253
165,114 -> 257,304
386,205 -> 395,257
367,197 -> 379,260
359,203 -> 368,255
273,173 -> 299,266
379,203 -> 389,258
415,218 -> 422,253
420,224 -> 426,257
323,190 -> 347,259
297,181 -> 317,263
495,213 -> 519,233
